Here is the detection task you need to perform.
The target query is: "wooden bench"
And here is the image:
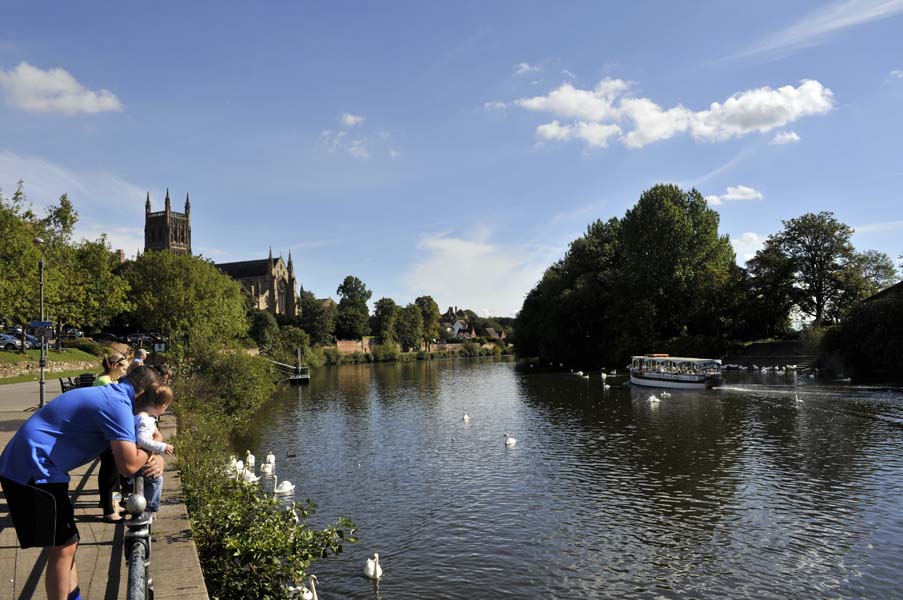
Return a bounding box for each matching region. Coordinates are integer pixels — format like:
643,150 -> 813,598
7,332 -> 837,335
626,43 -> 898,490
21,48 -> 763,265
59,373 -> 97,393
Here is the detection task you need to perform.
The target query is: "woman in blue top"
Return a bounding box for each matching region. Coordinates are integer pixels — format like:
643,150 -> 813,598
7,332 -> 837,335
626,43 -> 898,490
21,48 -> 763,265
0,366 -> 166,600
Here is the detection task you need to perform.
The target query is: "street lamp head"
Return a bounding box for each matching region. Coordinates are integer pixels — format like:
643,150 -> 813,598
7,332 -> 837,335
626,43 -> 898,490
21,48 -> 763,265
33,236 -> 44,246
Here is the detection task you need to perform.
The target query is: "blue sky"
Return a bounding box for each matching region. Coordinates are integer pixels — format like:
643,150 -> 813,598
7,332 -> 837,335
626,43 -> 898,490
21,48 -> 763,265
1,1 -> 901,316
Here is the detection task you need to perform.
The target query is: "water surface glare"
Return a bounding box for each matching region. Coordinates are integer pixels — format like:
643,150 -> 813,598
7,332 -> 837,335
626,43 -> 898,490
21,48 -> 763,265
251,360 -> 903,599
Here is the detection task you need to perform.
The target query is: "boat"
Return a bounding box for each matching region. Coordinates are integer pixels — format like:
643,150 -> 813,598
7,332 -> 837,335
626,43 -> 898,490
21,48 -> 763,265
629,354 -> 722,390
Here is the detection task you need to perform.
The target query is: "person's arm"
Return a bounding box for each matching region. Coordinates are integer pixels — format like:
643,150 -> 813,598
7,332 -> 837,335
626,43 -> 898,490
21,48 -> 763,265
109,440 -> 165,477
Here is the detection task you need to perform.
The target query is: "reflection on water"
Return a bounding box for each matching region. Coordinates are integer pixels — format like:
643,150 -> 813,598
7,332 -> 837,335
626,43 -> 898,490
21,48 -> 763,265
248,360 -> 903,599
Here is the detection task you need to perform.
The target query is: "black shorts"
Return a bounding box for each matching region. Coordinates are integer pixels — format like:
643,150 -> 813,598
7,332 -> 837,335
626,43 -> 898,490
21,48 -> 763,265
0,475 -> 79,548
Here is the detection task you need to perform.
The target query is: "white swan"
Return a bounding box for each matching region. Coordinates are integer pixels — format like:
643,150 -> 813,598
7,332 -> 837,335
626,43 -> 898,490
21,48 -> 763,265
600,372 -> 607,381
603,383 -> 611,390
648,394 -> 660,403
245,450 -> 255,472
660,391 -> 671,398
582,375 -> 589,380
266,451 -> 276,466
504,433 -> 517,447
364,553 -> 383,579
575,370 -> 583,376
463,413 -> 470,422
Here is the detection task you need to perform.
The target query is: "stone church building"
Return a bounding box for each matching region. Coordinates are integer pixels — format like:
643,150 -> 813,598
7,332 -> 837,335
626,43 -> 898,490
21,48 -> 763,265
216,249 -> 301,318
144,189 -> 191,255
142,190 -> 300,318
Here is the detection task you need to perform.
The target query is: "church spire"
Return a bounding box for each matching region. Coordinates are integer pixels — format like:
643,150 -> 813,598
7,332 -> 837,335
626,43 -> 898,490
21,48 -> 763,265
287,249 -> 293,271
268,246 -> 274,272
184,192 -> 191,216
164,188 -> 171,213
145,192 -> 151,213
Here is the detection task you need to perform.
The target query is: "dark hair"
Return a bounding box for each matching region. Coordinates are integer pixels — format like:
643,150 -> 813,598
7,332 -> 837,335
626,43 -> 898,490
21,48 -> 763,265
152,363 -> 173,383
124,366 -> 161,396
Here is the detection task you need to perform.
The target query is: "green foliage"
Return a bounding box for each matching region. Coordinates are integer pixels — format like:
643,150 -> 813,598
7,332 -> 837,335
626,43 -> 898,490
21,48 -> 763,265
272,326 -> 311,366
335,276 -> 371,340
516,184 -> 738,368
370,343 -> 400,362
176,386 -> 356,599
370,297 -> 400,345
179,351 -> 276,427
0,181 -> 42,328
123,252 -> 248,353
821,293 -> 903,381
394,303 -> 424,352
248,309 -> 279,349
414,295 -> 441,349
299,290 -> 336,346
60,337 -> 107,357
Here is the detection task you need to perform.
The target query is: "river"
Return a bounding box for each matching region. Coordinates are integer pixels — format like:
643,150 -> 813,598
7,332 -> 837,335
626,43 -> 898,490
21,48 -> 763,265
246,359 -> 903,599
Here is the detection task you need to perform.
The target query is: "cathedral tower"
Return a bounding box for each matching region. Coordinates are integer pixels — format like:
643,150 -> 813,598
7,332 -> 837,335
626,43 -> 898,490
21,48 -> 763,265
144,189 -> 192,255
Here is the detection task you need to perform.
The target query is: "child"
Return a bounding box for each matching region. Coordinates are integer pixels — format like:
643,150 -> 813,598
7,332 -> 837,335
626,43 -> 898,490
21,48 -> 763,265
133,384 -> 175,518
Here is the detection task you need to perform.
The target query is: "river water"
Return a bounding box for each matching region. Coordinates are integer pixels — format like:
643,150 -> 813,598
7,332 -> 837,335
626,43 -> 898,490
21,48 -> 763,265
248,359 -> 903,599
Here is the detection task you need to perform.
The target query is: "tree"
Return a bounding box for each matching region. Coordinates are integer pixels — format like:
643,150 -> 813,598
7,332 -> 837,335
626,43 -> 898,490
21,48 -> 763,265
414,295 -> 441,351
273,326 -> 311,365
771,211 -> 854,326
124,251 -> 248,353
370,298 -> 400,345
335,275 -> 371,340
299,290 -> 336,346
746,241 -> 796,338
248,308 -> 279,349
0,181 -> 41,332
394,304 -> 424,352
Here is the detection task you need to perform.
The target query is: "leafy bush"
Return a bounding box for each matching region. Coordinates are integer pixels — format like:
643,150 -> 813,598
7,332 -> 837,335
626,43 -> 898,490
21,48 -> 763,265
179,350 -> 276,427
61,337 -> 107,357
176,408 -> 356,599
370,344 -> 400,362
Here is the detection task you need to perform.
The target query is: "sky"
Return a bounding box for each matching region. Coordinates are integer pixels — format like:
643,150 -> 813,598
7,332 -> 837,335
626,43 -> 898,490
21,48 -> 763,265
1,1 -> 901,317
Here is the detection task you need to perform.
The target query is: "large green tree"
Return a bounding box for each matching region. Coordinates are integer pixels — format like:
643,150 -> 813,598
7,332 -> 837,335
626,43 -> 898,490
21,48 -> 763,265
335,275 -> 371,340
124,251 -> 248,352
0,181 -> 41,331
394,303 -> 424,352
299,289 -> 336,346
745,242 -> 797,338
370,297 -> 400,345
414,295 -> 441,351
770,211 -> 854,326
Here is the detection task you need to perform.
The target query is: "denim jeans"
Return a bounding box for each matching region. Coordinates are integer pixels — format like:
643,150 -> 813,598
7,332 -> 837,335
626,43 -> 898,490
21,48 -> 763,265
144,474 -> 163,512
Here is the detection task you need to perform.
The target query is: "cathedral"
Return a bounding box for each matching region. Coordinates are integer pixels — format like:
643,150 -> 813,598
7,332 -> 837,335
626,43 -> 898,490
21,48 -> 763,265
142,190 -> 300,318
144,189 -> 191,255
216,249 -> 301,318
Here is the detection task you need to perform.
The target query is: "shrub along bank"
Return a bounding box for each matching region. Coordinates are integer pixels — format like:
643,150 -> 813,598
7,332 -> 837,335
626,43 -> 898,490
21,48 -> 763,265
173,350 -> 356,599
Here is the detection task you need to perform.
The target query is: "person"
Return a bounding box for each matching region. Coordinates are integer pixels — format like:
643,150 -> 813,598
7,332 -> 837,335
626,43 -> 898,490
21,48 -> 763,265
127,348 -> 148,374
0,366 -> 166,600
93,353 -> 130,522
133,384 -> 175,520
94,353 -> 128,387
151,362 -> 173,385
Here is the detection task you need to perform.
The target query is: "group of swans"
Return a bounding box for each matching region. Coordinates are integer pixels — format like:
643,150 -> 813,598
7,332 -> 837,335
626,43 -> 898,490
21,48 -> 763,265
291,553 -> 380,598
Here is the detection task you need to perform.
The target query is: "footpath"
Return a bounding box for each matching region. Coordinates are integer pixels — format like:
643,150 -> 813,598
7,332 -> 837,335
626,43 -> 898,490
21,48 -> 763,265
0,381 -> 209,600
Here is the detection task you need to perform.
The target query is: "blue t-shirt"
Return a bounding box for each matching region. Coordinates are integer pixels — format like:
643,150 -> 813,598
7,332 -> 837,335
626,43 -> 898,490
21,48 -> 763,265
0,381 -> 138,485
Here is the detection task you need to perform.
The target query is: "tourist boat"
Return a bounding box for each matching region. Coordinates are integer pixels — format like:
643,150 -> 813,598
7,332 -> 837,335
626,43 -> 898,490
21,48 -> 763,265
629,354 -> 722,390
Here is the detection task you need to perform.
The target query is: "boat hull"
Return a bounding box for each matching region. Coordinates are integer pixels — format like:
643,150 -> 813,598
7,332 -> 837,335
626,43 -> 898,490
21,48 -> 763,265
630,372 -> 721,390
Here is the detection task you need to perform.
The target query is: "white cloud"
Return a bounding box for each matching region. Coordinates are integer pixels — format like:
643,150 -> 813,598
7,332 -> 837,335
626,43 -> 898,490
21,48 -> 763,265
561,69 -> 577,80
0,149 -> 146,254
515,62 -> 541,76
347,139 -> 370,159
483,101 -> 507,111
891,69 -> 903,79
405,234 -> 549,317
853,219 -> 903,234
0,61 -> 122,115
730,0 -> 903,61
731,232 -> 766,263
706,185 -> 764,206
771,130 -> 801,145
341,112 -> 364,127
515,78 -> 833,149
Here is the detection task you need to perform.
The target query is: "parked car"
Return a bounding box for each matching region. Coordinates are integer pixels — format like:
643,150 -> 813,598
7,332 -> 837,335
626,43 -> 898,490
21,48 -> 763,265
61,326 -> 84,339
127,332 -> 153,346
6,325 -> 23,336
22,333 -> 41,349
91,332 -> 122,343
1,333 -> 23,351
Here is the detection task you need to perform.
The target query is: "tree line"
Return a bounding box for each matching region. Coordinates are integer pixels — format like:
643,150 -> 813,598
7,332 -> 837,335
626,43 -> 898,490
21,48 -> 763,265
514,183 -> 899,370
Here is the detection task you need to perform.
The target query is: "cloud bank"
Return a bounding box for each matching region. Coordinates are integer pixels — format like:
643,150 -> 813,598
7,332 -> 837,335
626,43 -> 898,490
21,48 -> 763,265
0,61 -> 122,114
513,78 -> 833,149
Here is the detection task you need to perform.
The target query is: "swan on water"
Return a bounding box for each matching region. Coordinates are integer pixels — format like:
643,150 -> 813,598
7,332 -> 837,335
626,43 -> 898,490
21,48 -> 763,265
575,370 -> 583,376
603,383 -> 611,390
364,553 -> 383,580
601,372 -> 607,381
660,391 -> 671,398
266,451 -> 276,466
648,394 -> 660,403
245,450 -> 255,471
463,413 -> 470,422
504,433 -> 517,447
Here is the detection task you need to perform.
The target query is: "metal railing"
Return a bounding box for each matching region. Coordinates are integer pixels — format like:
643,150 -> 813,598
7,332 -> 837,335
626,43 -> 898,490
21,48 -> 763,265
124,476 -> 154,600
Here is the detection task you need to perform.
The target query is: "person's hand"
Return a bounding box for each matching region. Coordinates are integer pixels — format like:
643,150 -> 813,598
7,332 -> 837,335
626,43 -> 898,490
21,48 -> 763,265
142,453 -> 165,478
164,444 -> 175,456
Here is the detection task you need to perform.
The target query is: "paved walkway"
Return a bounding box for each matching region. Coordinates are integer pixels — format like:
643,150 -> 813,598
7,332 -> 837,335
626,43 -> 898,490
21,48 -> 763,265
0,381 -> 209,599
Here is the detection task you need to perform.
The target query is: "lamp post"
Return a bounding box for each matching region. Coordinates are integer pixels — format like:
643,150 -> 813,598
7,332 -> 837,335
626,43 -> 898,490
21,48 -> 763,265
33,237 -> 46,407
